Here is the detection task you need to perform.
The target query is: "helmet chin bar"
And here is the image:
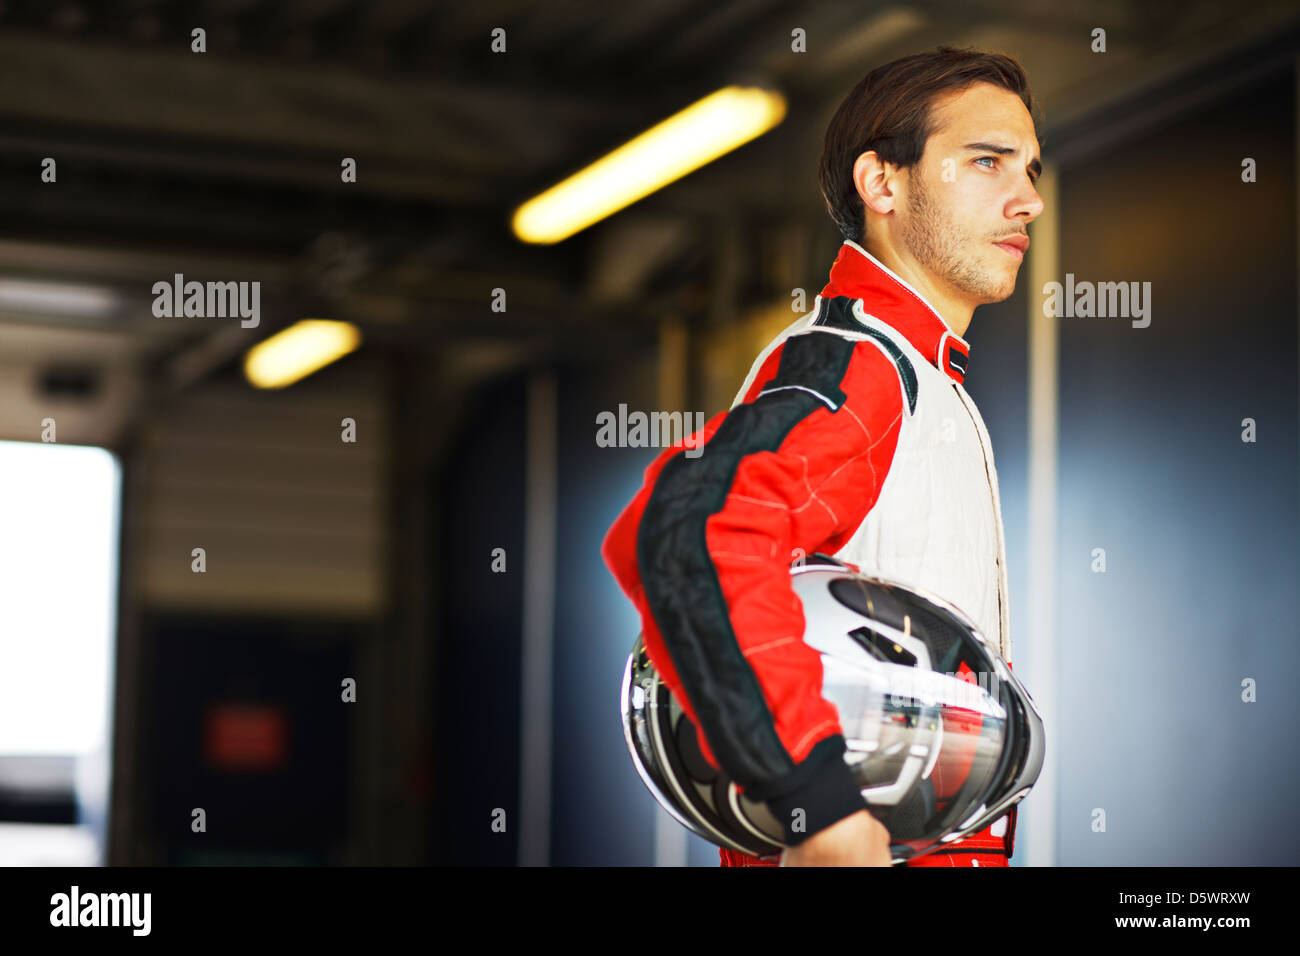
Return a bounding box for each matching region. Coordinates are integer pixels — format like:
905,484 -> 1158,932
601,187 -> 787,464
620,563 -> 1045,863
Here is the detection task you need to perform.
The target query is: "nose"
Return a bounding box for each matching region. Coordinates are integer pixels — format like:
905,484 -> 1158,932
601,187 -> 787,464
1013,176 -> 1045,222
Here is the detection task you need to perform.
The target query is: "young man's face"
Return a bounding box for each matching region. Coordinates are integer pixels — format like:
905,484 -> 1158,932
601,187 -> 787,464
895,81 -> 1043,306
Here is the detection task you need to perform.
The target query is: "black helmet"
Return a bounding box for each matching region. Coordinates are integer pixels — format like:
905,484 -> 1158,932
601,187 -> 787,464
620,555 -> 1045,863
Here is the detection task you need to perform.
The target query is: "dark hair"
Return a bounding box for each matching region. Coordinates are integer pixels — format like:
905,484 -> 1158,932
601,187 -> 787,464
818,46 -> 1040,243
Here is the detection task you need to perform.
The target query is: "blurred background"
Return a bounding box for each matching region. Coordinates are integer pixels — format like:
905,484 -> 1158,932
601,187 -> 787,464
0,0 -> 1297,866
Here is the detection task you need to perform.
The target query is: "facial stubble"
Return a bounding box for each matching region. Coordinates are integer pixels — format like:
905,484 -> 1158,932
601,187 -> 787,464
899,167 -> 1017,304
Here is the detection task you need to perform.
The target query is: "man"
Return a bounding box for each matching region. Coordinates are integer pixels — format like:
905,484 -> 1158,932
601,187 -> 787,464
601,46 -> 1043,867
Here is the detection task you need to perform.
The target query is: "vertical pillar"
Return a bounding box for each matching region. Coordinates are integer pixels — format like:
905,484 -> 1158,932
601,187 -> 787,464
518,371 -> 557,866
1025,162 -> 1060,868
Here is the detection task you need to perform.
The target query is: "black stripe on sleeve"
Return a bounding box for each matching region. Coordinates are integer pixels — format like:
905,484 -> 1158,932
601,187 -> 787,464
635,331 -> 856,789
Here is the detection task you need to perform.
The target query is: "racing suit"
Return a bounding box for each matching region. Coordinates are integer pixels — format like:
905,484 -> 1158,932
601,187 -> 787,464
601,238 -> 1017,867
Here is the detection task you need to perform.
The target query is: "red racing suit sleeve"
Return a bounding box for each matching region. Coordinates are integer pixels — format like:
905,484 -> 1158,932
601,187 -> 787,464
600,328 -> 906,844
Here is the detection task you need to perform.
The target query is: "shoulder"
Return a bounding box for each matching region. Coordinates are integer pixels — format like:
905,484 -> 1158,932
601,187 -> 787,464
740,327 -> 913,433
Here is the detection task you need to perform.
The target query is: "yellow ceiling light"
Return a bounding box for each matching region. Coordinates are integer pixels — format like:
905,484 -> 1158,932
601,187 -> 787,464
512,84 -> 787,244
243,319 -> 361,389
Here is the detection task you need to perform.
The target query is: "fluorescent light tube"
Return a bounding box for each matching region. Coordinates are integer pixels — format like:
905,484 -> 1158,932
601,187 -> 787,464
0,279 -> 118,317
243,319 -> 361,389
513,84 -> 787,244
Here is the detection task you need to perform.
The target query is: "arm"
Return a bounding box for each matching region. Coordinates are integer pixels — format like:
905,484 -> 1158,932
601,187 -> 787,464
602,331 -> 906,856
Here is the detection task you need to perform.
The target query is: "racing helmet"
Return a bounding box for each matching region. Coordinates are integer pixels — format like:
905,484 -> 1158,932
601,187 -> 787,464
620,554 -> 1044,864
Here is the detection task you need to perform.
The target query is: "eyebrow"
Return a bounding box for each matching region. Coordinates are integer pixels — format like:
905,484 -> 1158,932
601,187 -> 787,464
963,142 -> 1043,180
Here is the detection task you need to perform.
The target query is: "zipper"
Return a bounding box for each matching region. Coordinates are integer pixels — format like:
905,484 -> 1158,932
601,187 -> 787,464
951,381 -> 1009,661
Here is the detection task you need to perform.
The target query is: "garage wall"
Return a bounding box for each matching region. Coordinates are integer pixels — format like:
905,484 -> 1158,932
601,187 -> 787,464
1053,65 -> 1299,865
127,354 -> 388,615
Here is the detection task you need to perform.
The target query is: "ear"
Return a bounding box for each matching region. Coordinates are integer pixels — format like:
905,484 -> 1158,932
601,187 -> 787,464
853,149 -> 901,217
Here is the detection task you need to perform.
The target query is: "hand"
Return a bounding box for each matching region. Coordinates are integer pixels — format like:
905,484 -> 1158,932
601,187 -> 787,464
780,808 -> 894,867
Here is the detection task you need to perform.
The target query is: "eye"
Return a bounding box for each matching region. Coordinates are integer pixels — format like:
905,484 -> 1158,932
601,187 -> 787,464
974,156 -> 997,170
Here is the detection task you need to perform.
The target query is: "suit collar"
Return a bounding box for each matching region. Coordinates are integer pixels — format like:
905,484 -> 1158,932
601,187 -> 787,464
818,239 -> 971,384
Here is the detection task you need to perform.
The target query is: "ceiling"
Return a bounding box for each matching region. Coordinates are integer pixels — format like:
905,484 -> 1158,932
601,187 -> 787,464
0,0 -> 1297,443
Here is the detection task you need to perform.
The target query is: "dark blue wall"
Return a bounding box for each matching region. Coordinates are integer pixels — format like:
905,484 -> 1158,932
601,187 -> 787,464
1053,66 -> 1299,864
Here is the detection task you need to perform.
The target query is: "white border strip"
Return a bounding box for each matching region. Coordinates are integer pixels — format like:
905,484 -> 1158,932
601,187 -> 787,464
757,383 -> 840,410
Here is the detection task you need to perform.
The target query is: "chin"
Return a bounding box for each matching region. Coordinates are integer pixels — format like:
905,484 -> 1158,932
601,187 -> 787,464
968,284 -> 1014,307
964,272 -> 1016,305
984,264 -> 1020,302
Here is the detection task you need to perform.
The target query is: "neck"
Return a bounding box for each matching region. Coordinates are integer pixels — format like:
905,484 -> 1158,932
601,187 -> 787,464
861,240 -> 975,339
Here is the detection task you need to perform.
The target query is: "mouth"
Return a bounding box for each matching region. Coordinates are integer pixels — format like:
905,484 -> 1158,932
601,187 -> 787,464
993,235 -> 1029,261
